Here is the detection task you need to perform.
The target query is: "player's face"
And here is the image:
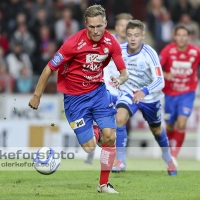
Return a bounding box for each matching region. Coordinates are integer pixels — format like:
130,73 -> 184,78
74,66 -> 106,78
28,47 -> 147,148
174,28 -> 189,49
126,28 -> 145,54
115,19 -> 130,39
85,15 -> 107,42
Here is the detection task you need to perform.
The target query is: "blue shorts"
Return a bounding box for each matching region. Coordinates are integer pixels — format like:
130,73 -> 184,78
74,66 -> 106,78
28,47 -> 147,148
164,92 -> 195,124
64,84 -> 117,144
111,94 -> 118,105
116,91 -> 162,125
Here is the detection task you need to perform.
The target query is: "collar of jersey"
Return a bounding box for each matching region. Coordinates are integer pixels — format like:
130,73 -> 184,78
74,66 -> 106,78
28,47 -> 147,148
127,43 -> 144,57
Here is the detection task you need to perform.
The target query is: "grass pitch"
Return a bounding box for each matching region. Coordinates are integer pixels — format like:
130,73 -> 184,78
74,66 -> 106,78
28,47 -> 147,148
0,159 -> 200,200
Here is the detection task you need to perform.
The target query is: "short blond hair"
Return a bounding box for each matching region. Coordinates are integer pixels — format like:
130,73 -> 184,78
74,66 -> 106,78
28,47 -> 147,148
115,13 -> 133,23
84,5 -> 106,21
126,20 -> 145,32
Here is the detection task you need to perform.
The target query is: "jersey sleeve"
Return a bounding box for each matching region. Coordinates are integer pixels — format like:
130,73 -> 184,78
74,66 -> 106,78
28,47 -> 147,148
159,46 -> 169,70
48,39 -> 75,71
141,47 -> 165,95
110,37 -> 126,71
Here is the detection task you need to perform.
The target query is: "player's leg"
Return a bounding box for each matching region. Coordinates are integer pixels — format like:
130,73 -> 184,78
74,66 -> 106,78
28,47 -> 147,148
112,108 -> 129,172
93,85 -> 118,193
171,92 -> 196,158
95,117 -> 118,193
112,95 -> 127,172
140,100 -> 177,176
84,121 -> 101,165
164,94 -> 178,158
64,94 -> 96,153
112,91 -> 138,172
85,94 -> 118,165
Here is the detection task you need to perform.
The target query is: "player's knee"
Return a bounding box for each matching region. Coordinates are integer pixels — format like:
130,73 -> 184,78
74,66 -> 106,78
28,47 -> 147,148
103,130 -> 116,146
149,124 -> 162,135
82,146 -> 96,153
176,123 -> 186,131
166,124 -> 174,133
116,115 -> 127,127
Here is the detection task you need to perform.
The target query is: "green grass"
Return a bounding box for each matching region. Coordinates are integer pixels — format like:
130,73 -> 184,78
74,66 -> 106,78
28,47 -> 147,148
0,159 -> 200,200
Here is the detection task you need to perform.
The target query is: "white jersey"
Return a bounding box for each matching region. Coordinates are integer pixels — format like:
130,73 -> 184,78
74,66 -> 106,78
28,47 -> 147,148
120,43 -> 165,103
103,34 -> 127,96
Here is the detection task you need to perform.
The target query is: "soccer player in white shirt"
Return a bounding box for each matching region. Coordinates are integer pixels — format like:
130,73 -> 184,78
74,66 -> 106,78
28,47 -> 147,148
115,19 -> 177,175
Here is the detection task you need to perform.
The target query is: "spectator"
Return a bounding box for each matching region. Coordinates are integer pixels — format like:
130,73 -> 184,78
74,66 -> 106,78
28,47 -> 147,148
30,8 -> 53,41
6,41 -> 32,79
179,13 -> 200,45
0,61 -> 15,93
0,30 -> 9,55
170,0 -> 193,23
34,41 -> 57,75
54,7 -> 79,45
62,0 -> 86,27
30,0 -> 52,23
189,0 -> 200,27
155,11 -> 174,53
5,0 -> 24,37
146,0 -> 167,38
10,23 -> 36,56
16,65 -> 32,93
15,13 -> 27,28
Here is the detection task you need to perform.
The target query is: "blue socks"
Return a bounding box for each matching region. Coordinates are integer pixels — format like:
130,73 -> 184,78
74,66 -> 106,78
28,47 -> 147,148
116,125 -> 128,164
154,128 -> 172,163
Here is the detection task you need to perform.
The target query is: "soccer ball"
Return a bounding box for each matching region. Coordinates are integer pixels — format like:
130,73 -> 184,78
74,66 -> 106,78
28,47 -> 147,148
33,147 -> 61,175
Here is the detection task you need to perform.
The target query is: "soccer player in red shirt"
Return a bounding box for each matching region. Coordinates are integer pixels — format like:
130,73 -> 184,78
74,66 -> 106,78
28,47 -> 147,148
28,5 -> 128,193
159,24 -> 200,163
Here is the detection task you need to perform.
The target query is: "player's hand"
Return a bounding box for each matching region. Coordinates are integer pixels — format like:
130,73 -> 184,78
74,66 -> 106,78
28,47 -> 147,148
164,72 -> 173,81
28,94 -> 41,110
133,91 -> 145,104
110,76 -> 120,89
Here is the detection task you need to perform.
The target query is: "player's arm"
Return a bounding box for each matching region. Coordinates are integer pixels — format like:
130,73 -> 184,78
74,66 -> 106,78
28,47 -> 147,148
29,39 -> 74,109
133,49 -> 165,104
159,46 -> 173,81
110,38 -> 129,89
29,65 -> 52,109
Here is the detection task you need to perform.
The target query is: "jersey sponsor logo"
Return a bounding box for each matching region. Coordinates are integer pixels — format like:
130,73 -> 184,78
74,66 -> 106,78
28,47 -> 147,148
104,37 -> 111,42
127,63 -> 137,66
78,39 -> 84,45
70,118 -> 85,130
86,54 -> 108,63
104,37 -> 112,45
83,62 -> 103,72
171,82 -> 190,92
170,55 -> 177,60
172,61 -> 191,68
169,48 -> 177,54
188,49 -> 197,56
51,52 -> 64,67
164,113 -> 171,120
84,72 -> 102,80
77,41 -> 86,50
155,67 -> 162,76
171,61 -> 193,76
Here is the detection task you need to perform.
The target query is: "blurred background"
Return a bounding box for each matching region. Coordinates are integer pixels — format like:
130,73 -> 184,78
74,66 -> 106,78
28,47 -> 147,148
0,0 -> 200,161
